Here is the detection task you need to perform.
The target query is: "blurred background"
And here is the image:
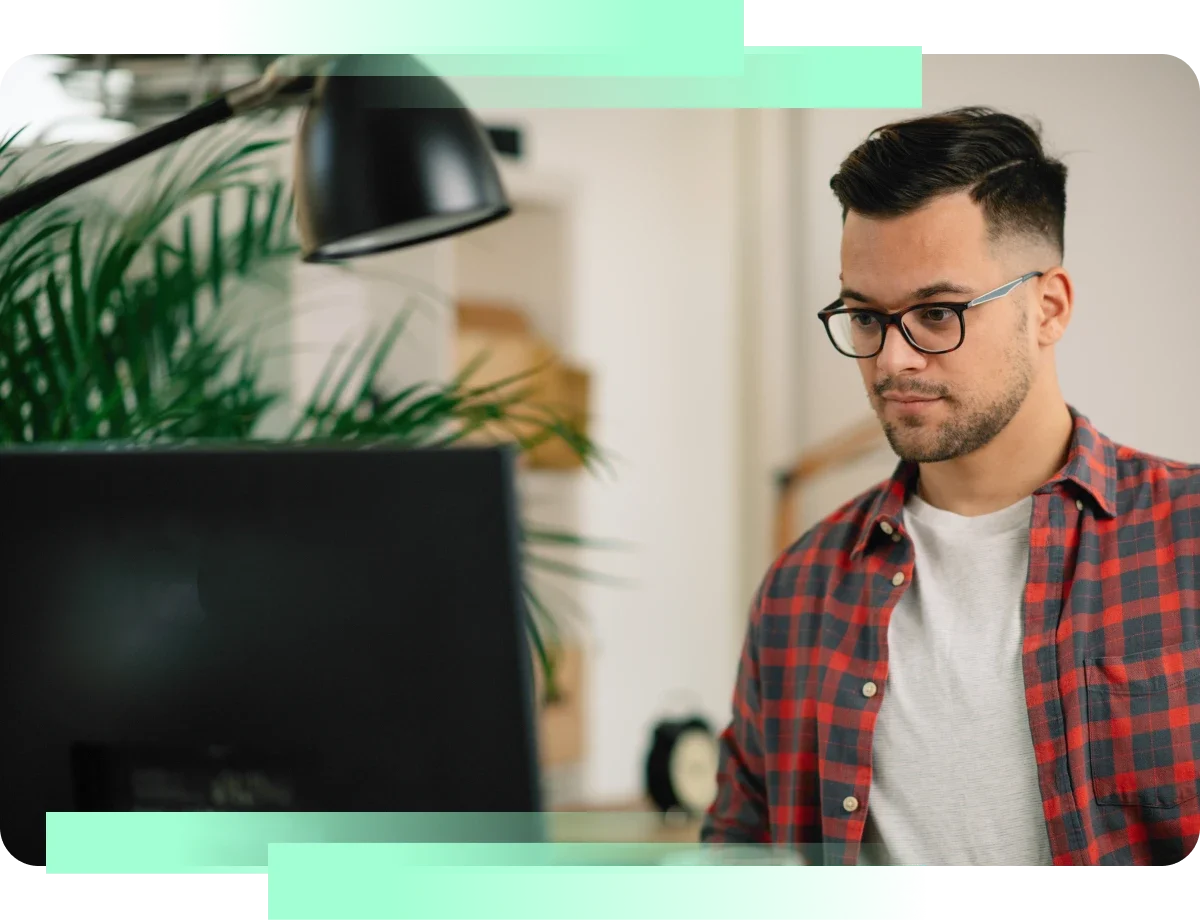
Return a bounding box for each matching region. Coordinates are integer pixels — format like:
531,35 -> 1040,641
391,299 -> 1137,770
1,53 -> 1197,828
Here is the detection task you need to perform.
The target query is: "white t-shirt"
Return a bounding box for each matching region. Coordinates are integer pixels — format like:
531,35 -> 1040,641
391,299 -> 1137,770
858,492 -> 1053,866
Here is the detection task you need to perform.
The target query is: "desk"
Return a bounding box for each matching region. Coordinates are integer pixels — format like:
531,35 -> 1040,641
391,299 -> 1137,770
549,800 -> 702,844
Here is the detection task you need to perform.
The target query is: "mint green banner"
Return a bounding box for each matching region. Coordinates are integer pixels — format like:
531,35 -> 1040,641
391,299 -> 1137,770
333,46 -> 922,107
42,810 -> 901,914
48,811 -> 752,873
45,811 -> 860,874
224,2 -> 926,107
265,843 -> 887,920
45,812 -> 547,874
437,48 -> 921,108
241,0 -> 745,71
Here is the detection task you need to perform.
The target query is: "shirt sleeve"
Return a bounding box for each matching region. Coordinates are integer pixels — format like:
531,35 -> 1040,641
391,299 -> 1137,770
700,580 -> 771,844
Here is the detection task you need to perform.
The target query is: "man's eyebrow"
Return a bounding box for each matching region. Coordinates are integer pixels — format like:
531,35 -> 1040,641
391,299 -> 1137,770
839,280 -> 976,305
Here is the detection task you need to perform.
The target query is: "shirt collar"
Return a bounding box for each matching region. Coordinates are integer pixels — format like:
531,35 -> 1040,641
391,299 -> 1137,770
851,405 -> 1118,559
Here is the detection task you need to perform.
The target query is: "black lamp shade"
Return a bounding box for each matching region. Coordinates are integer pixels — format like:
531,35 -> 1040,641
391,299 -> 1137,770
293,55 -> 511,262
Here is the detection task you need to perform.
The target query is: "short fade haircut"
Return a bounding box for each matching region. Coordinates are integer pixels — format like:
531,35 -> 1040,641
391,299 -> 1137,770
829,106 -> 1068,256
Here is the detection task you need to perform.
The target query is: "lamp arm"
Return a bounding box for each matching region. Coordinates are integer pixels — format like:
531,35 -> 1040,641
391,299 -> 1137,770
0,54 -> 337,228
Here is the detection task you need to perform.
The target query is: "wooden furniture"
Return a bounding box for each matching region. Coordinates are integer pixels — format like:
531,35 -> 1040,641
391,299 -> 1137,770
773,417 -> 889,554
454,299 -> 592,471
533,643 -> 585,768
549,799 -> 702,844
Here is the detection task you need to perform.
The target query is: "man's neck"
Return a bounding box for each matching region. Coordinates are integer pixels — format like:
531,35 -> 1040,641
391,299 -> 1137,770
915,397 -> 1074,517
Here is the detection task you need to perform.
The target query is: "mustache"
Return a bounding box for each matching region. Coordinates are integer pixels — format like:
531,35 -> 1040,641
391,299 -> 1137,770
874,379 -> 950,399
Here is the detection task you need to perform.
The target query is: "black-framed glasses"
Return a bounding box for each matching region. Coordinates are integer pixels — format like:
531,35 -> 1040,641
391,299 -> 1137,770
817,271 -> 1044,358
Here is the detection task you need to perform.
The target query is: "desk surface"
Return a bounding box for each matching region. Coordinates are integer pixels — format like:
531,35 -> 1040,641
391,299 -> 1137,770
549,800 -> 702,844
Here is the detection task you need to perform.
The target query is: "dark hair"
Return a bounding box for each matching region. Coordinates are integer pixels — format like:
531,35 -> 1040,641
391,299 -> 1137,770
830,106 -> 1067,256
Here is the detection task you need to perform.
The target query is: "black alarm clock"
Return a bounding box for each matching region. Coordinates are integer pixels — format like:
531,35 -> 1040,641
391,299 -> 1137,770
644,716 -> 718,816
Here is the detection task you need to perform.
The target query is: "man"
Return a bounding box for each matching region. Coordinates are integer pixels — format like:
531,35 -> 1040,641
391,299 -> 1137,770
701,107 -> 1200,866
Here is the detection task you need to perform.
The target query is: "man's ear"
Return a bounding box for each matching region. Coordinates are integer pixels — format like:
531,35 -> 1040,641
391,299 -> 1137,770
1035,266 -> 1073,346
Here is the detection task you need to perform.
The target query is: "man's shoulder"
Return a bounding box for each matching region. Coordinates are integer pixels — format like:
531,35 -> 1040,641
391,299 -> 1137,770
760,477 -> 892,597
786,480 -> 890,557
1110,440 -> 1200,501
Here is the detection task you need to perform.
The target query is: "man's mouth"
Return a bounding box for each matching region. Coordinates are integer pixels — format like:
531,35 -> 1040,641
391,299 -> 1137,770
882,394 -> 942,403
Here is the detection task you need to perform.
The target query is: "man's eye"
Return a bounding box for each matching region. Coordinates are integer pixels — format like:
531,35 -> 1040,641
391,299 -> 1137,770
918,307 -> 954,324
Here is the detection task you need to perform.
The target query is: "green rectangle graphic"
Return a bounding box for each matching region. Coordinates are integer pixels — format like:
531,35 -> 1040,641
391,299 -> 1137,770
437,47 -> 922,108
314,46 -> 922,107
44,811 -> 849,874
44,812 -> 549,874
47,811 -> 809,873
209,0 -> 924,107
43,810 -> 906,913
236,0 -> 745,68
265,843 -> 891,920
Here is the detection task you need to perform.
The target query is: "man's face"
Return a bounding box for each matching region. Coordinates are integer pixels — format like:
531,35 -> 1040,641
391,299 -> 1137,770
839,192 -> 1039,464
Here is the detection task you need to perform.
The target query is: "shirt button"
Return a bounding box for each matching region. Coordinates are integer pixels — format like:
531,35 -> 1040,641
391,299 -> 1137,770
1075,499 -> 1083,511
892,571 -> 905,586
891,532 -> 902,543
862,681 -> 878,698
879,521 -> 894,535
843,796 -> 859,813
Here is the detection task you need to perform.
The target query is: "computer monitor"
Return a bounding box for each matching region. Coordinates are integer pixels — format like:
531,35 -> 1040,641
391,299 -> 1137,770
0,442 -> 542,867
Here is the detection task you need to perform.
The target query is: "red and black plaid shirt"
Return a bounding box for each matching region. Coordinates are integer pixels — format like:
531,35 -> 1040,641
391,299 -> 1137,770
702,407 -> 1200,865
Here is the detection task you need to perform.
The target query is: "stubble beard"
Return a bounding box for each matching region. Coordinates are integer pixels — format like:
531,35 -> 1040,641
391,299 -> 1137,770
876,319 -> 1035,464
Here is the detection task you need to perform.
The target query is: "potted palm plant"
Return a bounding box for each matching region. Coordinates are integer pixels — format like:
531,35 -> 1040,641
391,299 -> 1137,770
0,119 -> 612,701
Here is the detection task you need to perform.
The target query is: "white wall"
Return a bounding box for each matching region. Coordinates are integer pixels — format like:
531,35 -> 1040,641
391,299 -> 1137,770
784,54 -> 1200,532
469,108 -> 744,803
0,54 -> 136,145
732,109 -> 801,628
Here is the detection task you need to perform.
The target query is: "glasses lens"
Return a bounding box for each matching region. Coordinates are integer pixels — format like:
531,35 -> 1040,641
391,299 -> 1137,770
827,311 -> 883,357
901,306 -> 963,353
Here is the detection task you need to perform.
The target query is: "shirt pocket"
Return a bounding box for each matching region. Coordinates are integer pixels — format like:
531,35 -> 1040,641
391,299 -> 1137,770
1083,641 -> 1200,809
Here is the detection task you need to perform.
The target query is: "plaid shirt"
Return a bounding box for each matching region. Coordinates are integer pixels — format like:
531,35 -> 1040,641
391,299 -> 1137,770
702,407 -> 1200,865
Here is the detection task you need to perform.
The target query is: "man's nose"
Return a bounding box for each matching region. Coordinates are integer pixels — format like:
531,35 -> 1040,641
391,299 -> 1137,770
873,322 -> 928,377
